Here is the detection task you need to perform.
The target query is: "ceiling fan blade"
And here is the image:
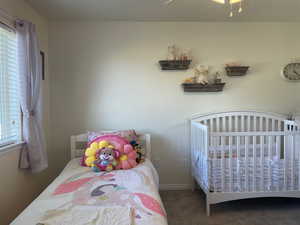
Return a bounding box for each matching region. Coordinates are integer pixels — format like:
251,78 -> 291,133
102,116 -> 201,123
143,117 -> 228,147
212,0 -> 225,4
229,0 -> 242,4
163,0 -> 174,5
212,0 -> 242,4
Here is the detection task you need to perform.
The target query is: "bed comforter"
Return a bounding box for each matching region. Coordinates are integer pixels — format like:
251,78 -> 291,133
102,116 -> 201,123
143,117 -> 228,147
11,158 -> 168,225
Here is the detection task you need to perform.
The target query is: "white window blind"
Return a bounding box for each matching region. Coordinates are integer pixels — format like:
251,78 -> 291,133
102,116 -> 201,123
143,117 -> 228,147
0,26 -> 21,147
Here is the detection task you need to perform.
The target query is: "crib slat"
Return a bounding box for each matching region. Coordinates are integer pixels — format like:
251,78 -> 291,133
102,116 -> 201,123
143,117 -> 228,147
253,135 -> 256,192
284,135 -> 287,191
205,126 -> 209,158
237,136 -> 241,191
196,127 -> 199,175
260,117 -> 263,131
254,117 -> 257,132
221,136 -> 225,191
260,135 -> 264,191
212,136 -> 217,192
247,116 -> 251,132
268,136 -> 272,190
213,119 -> 216,133
291,134 -> 295,190
229,136 -> 233,192
266,118 -> 269,131
223,117 -> 226,132
196,128 -> 199,174
271,119 -> 275,131
229,116 -> 232,132
275,136 -> 280,191
298,134 -> 300,191
235,116 -> 238,132
245,136 -> 249,192
241,116 -> 245,132
198,127 -> 200,166
216,117 -> 220,133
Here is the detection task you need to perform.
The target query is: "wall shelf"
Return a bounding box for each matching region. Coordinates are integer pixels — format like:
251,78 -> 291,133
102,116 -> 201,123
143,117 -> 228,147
182,83 -> 226,92
159,60 -> 191,70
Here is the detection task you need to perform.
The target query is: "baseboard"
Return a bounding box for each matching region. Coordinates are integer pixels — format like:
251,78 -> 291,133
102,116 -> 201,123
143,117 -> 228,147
159,183 -> 192,191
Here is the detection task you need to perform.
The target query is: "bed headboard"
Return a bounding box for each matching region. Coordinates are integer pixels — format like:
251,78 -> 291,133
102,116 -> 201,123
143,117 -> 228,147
70,133 -> 151,160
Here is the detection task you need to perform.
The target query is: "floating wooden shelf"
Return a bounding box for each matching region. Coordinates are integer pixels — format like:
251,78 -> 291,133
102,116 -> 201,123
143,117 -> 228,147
182,83 -> 226,92
159,60 -> 191,70
225,66 -> 249,76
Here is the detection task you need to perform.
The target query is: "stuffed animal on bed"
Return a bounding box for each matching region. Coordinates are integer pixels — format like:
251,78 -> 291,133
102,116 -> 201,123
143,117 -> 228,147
85,140 -> 120,172
116,144 -> 138,170
93,146 -> 120,172
83,135 -> 139,171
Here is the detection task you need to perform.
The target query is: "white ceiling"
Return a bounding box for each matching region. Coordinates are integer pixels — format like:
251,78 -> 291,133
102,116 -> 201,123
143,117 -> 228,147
26,0 -> 300,22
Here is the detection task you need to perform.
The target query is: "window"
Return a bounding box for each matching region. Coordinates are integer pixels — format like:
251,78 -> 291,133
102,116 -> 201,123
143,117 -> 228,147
0,26 -> 21,147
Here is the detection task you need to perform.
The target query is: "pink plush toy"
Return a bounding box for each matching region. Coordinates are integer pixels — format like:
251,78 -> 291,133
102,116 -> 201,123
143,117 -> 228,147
117,144 -> 137,170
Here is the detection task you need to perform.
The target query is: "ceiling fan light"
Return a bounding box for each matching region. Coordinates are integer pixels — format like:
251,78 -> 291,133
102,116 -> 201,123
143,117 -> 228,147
212,0 -> 225,4
229,0 -> 242,4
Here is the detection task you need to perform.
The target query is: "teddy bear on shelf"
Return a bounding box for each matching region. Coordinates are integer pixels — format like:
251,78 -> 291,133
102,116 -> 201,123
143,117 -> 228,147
183,64 -> 209,85
194,64 -> 209,85
93,145 -> 120,172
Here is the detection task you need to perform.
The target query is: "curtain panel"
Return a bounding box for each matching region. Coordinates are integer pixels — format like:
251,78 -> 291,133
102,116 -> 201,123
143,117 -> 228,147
16,20 -> 48,173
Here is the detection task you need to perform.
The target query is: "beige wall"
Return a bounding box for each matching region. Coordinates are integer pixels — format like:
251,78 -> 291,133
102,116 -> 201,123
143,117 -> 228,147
0,1 -> 51,224
49,21 -> 300,189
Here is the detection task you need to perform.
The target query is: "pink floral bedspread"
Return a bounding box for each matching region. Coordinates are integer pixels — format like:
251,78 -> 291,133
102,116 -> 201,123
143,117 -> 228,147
11,159 -> 168,225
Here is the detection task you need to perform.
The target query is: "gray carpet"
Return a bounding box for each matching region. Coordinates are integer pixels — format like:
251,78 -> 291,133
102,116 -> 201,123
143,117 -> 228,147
160,190 -> 300,225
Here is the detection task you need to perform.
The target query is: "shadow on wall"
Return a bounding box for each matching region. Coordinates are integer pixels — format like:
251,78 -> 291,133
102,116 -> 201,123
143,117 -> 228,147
149,121 -> 191,185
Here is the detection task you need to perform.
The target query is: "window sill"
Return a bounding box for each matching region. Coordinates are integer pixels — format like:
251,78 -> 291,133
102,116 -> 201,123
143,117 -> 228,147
0,142 -> 25,157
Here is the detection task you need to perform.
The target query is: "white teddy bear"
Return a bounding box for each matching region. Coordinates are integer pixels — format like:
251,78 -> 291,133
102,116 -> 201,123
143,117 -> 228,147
194,65 -> 209,85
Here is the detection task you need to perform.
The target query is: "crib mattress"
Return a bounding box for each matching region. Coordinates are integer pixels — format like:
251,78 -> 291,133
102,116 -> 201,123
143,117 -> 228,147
195,157 -> 300,193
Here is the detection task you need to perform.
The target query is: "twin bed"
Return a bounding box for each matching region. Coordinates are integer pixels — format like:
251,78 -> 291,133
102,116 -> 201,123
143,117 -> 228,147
11,133 -> 168,225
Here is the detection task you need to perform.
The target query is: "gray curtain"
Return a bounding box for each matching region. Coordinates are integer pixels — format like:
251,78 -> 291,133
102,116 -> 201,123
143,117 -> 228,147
16,20 -> 48,173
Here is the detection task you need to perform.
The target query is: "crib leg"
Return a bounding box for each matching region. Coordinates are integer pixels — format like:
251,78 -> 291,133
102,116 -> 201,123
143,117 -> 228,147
206,197 -> 211,216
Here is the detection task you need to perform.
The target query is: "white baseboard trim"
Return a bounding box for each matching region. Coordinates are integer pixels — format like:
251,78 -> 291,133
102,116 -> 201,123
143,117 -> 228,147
159,184 -> 192,191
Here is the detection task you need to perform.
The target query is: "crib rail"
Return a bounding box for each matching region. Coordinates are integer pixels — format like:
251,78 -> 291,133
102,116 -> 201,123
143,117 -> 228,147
211,131 -> 297,136
192,111 -> 286,133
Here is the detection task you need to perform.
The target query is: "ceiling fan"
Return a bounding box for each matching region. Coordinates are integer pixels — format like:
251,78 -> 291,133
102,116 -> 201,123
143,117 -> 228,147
212,0 -> 244,17
163,0 -> 174,5
162,0 -> 244,17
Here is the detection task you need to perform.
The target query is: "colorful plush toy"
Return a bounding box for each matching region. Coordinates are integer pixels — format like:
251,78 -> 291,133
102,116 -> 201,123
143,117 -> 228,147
117,144 -> 137,170
93,146 -> 120,172
83,134 -> 139,171
84,142 -> 100,167
84,140 -> 120,172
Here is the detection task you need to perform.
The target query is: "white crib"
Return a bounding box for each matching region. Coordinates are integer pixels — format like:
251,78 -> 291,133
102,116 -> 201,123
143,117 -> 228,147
190,111 -> 300,216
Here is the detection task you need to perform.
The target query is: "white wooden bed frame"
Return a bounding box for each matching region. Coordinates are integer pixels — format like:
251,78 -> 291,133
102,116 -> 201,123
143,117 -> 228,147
190,111 -> 300,216
70,132 -> 152,160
